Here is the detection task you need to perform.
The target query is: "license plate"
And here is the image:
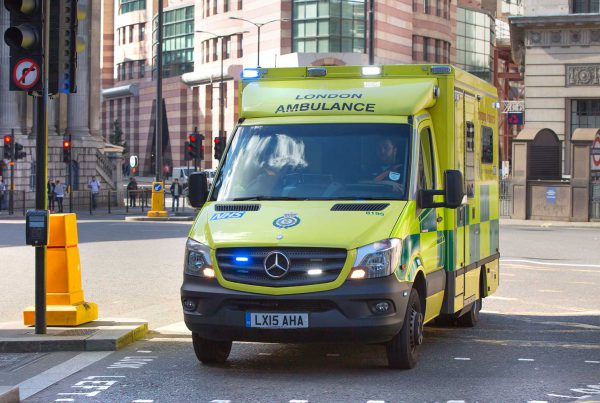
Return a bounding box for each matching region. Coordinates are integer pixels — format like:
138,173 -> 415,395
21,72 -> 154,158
245,312 -> 309,329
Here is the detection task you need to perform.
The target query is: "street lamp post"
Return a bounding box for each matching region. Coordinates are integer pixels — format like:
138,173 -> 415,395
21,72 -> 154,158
228,17 -> 289,67
156,0 -> 164,182
196,30 -> 248,145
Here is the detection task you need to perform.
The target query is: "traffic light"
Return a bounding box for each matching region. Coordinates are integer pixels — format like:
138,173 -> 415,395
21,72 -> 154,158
3,0 -> 44,92
62,139 -> 71,163
3,135 -> 13,160
188,133 -> 205,160
49,0 -> 84,94
14,142 -> 26,160
214,137 -> 225,160
184,141 -> 193,161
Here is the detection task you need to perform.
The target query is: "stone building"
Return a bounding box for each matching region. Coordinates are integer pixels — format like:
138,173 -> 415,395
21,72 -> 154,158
509,0 -> 600,221
0,1 -> 120,202
103,0 -> 498,175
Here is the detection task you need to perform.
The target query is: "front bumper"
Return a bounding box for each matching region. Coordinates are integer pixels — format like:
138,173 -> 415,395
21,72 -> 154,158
181,275 -> 411,343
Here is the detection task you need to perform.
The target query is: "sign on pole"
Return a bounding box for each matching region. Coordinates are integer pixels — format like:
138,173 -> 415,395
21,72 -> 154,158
591,132 -> 600,171
12,58 -> 41,90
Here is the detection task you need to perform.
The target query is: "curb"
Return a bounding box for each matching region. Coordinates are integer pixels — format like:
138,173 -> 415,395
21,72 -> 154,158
125,216 -> 194,222
500,218 -> 600,228
0,322 -> 148,353
0,386 -> 19,403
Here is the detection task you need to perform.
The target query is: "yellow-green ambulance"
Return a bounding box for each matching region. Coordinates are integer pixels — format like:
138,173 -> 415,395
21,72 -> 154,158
182,65 -> 500,369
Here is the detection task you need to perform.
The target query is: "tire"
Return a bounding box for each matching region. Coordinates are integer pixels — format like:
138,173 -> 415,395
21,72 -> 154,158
192,332 -> 232,364
386,288 -> 424,369
458,298 -> 481,327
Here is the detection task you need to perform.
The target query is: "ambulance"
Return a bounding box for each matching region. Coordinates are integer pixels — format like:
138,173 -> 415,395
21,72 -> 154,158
182,65 -> 500,369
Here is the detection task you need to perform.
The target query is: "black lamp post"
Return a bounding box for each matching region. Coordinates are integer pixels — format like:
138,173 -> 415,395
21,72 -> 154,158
228,17 -> 289,67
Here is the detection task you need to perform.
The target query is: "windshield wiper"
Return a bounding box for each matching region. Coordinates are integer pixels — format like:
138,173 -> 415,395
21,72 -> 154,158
230,196 -> 307,201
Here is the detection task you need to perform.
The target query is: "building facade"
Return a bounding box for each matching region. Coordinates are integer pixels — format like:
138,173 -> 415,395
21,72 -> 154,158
510,0 -> 600,174
0,1 -> 115,201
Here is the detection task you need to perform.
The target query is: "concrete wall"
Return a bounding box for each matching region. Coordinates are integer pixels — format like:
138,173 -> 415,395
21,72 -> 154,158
525,0 -> 570,16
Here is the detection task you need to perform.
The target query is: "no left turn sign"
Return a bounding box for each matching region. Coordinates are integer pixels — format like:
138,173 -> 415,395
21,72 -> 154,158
12,58 -> 40,90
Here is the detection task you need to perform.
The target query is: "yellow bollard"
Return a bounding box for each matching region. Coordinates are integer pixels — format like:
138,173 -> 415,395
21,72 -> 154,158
23,213 -> 98,326
147,181 -> 168,217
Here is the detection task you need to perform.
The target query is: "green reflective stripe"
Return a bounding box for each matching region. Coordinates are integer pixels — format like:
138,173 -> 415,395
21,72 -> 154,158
443,229 -> 455,272
469,223 -> 480,263
481,185 -> 490,222
490,219 -> 499,254
419,208 -> 437,233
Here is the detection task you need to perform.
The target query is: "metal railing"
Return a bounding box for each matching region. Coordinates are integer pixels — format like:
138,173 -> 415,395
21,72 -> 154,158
499,178 -> 512,218
591,180 -> 600,221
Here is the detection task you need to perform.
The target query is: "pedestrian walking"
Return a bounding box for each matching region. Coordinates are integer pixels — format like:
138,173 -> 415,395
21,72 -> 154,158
88,176 -> 100,210
47,179 -> 55,212
0,178 -> 6,211
170,178 -> 183,212
127,177 -> 138,207
54,179 -> 65,213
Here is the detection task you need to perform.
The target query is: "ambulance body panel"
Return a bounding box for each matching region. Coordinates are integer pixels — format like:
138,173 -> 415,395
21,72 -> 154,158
182,65 -> 500,369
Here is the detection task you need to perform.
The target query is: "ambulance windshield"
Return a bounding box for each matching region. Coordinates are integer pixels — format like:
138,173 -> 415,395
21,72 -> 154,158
210,123 -> 412,201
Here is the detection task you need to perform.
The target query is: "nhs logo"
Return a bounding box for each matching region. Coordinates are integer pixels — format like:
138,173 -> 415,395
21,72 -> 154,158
210,211 -> 245,221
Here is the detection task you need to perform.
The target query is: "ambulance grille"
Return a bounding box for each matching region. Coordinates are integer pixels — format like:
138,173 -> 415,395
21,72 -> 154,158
216,247 -> 347,287
330,203 -> 389,211
214,204 -> 261,211
226,299 -> 336,312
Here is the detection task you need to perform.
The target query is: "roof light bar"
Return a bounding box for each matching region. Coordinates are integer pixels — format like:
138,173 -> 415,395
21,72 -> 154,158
241,68 -> 261,80
362,66 -> 381,76
430,65 -> 452,74
307,67 -> 327,77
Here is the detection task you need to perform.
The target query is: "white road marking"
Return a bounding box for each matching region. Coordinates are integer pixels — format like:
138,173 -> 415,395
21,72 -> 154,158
107,356 -> 158,369
55,400 -> 75,402
501,258 -> 600,268
518,358 -> 535,362
454,357 -> 471,361
537,289 -> 561,293
585,360 -> 600,363
132,400 -> 154,402
290,400 -> 309,403
527,401 -> 548,403
17,352 -> 112,400
258,352 -> 272,356
137,350 -> 153,353
485,296 -> 518,301
210,400 -> 231,403
447,401 -> 466,403
367,400 -> 386,403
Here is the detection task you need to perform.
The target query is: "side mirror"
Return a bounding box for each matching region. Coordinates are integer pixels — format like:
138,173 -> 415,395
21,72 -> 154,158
188,172 -> 209,208
444,170 -> 464,209
417,170 -> 464,209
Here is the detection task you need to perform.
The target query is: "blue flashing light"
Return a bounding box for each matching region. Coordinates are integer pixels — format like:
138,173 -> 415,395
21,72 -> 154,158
430,65 -> 452,74
241,68 -> 261,80
235,256 -> 249,262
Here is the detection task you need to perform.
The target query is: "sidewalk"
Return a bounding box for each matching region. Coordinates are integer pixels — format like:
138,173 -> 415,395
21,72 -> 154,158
500,217 -> 600,228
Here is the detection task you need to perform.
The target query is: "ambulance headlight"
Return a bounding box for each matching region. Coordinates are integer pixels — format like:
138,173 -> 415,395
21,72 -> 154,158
362,66 -> 381,76
185,238 -> 214,277
350,238 -> 402,279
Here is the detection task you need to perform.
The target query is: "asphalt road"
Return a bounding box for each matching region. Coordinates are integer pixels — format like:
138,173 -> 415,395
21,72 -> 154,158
1,220 -> 599,402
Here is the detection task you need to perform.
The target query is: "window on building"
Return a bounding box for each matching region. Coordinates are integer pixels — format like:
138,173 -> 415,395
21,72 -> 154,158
456,7 -> 494,82
292,0 -> 366,53
237,34 -> 243,58
571,99 -> 600,133
139,60 -> 145,77
237,0 -> 243,10
502,0 -> 524,15
413,0 -> 417,12
424,0 -> 430,14
129,25 -> 134,42
436,0 -> 441,16
572,0 -> 600,13
423,37 -> 429,61
128,61 -> 134,79
139,23 -> 145,41
152,5 -> 194,78
212,38 -> 218,61
213,0 -> 218,14
223,36 -> 231,59
412,35 -> 418,60
120,0 -> 146,14
224,0 -> 230,12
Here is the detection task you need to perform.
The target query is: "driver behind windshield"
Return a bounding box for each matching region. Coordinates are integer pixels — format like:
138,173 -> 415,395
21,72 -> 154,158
371,137 -> 404,192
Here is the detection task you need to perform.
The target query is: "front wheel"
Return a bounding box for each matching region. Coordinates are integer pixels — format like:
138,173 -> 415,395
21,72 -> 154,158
192,332 -> 232,364
386,288 -> 423,369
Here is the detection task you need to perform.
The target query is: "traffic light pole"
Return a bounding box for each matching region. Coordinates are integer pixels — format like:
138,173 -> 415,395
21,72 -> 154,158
68,134 -> 72,213
33,0 -> 51,335
155,0 -> 163,183
9,129 -> 14,215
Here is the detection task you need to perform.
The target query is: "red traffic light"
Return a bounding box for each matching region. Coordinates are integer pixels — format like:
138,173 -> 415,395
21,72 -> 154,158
214,137 -> 220,144
63,140 -> 71,148
189,134 -> 197,143
4,135 -> 12,144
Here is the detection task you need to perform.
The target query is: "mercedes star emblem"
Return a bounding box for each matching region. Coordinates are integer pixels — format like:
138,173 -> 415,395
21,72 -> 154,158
263,251 -> 291,279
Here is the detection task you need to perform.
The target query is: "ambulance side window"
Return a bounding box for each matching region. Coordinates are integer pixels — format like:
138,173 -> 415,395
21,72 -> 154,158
418,127 -> 435,190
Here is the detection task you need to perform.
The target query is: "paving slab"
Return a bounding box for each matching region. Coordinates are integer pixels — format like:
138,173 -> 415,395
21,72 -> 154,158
0,319 -> 148,353
0,386 -> 19,403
